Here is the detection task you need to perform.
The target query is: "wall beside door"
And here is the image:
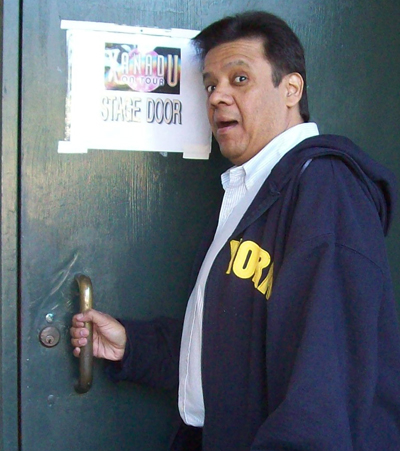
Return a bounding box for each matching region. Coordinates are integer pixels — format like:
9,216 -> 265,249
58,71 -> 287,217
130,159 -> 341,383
1,1 -> 399,450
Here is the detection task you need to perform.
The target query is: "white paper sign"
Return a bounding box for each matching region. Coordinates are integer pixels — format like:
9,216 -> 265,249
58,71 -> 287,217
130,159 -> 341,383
58,21 -> 211,159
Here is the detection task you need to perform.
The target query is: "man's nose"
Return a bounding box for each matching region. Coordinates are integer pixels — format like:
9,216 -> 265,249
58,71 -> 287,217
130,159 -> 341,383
208,84 -> 234,107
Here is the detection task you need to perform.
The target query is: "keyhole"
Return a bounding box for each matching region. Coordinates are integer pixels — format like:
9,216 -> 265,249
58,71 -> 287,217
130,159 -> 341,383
39,326 -> 60,347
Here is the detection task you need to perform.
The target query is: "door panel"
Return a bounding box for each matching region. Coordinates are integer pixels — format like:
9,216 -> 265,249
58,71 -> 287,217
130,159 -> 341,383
20,1 -> 227,450
17,0 -> 400,450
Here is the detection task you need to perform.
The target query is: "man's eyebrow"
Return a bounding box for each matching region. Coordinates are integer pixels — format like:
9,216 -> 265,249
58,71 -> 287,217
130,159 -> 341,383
202,59 -> 251,81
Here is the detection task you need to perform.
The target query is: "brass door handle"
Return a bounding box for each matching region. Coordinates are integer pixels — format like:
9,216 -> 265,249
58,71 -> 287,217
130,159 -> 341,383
75,274 -> 93,394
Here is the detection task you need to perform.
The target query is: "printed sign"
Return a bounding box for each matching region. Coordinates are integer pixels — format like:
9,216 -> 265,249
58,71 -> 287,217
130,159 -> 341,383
58,21 -> 211,159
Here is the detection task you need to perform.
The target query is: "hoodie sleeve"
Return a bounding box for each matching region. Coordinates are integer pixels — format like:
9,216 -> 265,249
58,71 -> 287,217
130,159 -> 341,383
252,156 -> 400,450
105,316 -> 183,390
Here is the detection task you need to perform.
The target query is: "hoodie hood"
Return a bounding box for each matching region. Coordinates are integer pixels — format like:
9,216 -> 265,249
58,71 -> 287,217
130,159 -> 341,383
268,134 -> 397,236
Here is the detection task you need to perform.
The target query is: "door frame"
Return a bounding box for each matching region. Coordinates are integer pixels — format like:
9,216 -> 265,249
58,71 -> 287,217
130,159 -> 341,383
0,0 -> 21,449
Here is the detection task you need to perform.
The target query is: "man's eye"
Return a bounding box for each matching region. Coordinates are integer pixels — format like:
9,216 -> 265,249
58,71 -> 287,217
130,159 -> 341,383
234,75 -> 247,83
206,85 -> 216,93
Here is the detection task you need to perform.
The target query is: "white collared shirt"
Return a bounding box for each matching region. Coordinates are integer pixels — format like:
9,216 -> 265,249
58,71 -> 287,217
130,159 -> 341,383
178,122 -> 319,426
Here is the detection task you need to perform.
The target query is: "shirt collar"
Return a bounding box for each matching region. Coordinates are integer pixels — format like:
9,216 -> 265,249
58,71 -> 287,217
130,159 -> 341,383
221,122 -> 319,191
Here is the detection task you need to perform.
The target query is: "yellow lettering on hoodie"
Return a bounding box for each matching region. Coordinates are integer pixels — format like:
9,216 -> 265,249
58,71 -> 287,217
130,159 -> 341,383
257,263 -> 274,299
225,239 -> 274,299
226,239 -> 241,274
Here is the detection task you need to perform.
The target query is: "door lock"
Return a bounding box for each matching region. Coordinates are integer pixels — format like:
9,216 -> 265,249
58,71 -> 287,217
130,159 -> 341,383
39,326 -> 61,347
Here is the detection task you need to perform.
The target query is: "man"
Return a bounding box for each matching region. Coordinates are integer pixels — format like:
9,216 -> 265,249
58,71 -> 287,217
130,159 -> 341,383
71,11 -> 400,450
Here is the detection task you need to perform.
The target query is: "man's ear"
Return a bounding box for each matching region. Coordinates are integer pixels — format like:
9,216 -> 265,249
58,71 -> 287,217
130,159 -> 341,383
284,72 -> 304,108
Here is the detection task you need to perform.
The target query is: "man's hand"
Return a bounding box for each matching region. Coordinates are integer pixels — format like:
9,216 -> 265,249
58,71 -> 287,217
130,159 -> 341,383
70,309 -> 127,361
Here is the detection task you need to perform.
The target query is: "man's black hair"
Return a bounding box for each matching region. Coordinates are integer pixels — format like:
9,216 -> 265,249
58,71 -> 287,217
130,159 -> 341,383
193,11 -> 310,122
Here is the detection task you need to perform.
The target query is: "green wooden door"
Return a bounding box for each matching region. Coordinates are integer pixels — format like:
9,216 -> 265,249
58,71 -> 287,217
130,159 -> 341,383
18,1 -> 225,450
1,0 -> 399,450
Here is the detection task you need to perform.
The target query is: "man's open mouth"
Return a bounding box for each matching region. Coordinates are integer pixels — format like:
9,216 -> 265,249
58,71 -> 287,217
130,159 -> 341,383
216,120 -> 238,130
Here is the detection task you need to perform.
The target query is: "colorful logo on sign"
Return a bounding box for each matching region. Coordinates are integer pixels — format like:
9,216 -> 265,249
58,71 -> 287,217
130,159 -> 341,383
105,44 -> 181,94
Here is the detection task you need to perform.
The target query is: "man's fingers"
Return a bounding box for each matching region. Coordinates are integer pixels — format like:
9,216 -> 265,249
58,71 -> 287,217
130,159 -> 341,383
73,347 -> 81,357
71,314 -> 86,328
73,309 -> 111,327
71,337 -> 87,347
70,326 -> 89,339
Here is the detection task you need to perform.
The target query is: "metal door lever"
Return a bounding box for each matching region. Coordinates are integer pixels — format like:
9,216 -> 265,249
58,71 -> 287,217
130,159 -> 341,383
75,274 -> 93,394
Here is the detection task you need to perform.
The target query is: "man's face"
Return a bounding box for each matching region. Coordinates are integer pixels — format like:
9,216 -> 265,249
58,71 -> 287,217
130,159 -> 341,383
203,38 -> 298,165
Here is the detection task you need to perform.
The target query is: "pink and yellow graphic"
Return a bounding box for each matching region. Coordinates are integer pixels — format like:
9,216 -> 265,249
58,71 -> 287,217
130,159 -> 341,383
105,44 -> 181,94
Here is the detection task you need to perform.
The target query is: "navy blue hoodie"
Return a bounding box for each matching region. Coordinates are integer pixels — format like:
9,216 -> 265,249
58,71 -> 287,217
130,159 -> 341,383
108,134 -> 400,450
